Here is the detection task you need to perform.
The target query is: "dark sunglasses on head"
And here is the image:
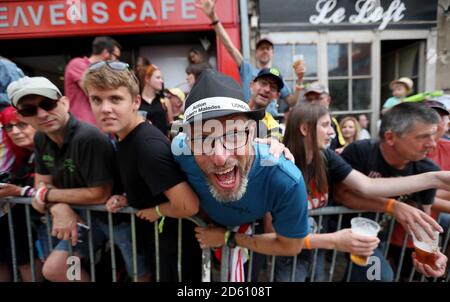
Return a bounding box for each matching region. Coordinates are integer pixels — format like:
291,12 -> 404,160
17,98 -> 59,117
3,122 -> 29,132
89,60 -> 129,71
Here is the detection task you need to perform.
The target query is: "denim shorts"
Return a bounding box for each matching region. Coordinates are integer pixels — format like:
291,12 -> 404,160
54,218 -> 149,278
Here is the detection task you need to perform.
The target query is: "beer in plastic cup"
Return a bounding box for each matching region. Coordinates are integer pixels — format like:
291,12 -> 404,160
411,223 -> 439,269
350,217 -> 380,266
293,54 -> 304,69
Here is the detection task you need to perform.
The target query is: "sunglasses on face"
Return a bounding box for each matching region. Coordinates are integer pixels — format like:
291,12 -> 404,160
89,60 -> 129,71
3,122 -> 29,132
17,98 -> 59,117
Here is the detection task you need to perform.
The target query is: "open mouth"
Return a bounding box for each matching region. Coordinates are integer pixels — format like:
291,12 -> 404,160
212,166 -> 240,189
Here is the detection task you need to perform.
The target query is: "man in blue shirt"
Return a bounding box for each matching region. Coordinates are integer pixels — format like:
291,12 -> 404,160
197,0 -> 304,116
172,69 -> 309,256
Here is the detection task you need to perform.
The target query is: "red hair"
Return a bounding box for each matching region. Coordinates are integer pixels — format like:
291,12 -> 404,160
0,106 -> 32,172
144,64 -> 159,78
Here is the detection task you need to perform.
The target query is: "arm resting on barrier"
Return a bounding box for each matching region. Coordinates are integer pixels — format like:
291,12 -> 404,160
333,183 -> 442,240
194,224 -> 305,256
136,181 -> 199,222
46,183 -> 113,205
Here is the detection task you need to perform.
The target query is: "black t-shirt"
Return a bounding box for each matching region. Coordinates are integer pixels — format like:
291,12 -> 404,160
305,148 -> 352,209
116,121 -> 186,209
341,139 -> 440,206
35,115 -> 115,189
139,95 -> 168,135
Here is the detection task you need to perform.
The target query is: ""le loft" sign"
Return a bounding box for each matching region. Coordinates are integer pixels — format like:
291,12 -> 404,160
309,0 -> 406,30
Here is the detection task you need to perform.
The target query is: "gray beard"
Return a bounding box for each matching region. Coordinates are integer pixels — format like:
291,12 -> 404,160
207,173 -> 249,203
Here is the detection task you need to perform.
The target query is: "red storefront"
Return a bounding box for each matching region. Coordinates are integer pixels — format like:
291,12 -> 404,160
0,0 -> 241,90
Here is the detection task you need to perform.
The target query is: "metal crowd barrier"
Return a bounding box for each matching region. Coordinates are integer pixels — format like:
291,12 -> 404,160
0,197 -> 449,282
0,197 -> 210,282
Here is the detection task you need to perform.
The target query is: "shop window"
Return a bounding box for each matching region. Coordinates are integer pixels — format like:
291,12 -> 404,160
328,43 -> 372,112
273,43 -> 318,91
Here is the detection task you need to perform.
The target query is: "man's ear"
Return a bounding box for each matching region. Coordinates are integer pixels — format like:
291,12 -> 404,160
134,95 -> 141,111
299,123 -> 308,136
383,130 -> 395,146
250,80 -> 256,91
100,49 -> 110,60
59,96 -> 70,112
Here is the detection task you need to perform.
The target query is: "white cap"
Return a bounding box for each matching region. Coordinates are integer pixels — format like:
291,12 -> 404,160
7,76 -> 62,107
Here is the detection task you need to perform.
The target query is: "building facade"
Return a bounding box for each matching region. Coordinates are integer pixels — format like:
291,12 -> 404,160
246,0 -> 449,133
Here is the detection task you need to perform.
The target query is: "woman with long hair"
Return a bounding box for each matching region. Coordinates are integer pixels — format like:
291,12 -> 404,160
335,116 -> 360,154
140,64 -> 173,135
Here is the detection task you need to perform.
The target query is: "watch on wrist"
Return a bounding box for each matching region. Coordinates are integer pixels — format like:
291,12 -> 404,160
226,231 -> 237,248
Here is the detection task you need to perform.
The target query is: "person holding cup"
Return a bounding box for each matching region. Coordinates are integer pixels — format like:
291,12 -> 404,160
335,102 -> 449,280
411,223 -> 447,278
197,0 -> 305,115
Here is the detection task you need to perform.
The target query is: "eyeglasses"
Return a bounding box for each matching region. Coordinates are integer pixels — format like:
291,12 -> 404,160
17,98 -> 59,117
188,129 -> 250,155
257,79 -> 279,93
3,122 -> 29,132
89,60 -> 129,71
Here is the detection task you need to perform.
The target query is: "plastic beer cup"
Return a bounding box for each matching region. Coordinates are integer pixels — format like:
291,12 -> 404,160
350,217 -> 380,266
293,54 -> 304,69
411,223 -> 439,269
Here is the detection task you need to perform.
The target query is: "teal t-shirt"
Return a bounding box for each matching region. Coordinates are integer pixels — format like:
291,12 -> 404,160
171,134 -> 309,238
382,96 -> 402,109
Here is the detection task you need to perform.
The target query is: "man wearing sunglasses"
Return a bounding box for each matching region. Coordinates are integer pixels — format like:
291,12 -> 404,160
171,70 -> 309,280
7,76 -> 116,282
64,36 -> 121,127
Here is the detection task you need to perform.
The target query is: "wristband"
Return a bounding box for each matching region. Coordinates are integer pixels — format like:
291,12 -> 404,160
35,187 -> 48,205
44,188 -> 52,203
386,198 -> 395,215
304,234 -> 312,250
20,186 -> 30,197
224,230 -> 231,245
155,205 -> 163,218
226,231 -> 237,248
210,19 -> 220,26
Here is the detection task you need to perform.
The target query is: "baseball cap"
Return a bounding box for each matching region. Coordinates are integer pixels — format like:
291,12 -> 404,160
253,68 -> 284,91
183,69 -> 264,124
424,100 -> 449,115
304,81 -> 329,96
167,88 -> 186,104
256,37 -> 274,49
390,77 -> 414,93
7,76 -> 62,107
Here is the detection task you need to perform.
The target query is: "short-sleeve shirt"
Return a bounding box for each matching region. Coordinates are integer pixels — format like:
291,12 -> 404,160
341,139 -> 440,247
172,134 -> 309,239
116,122 -> 185,209
427,139 -> 450,171
34,115 -> 115,189
139,95 -> 168,135
64,57 -> 97,126
239,60 -> 291,103
306,149 -> 352,210
382,96 -> 402,109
